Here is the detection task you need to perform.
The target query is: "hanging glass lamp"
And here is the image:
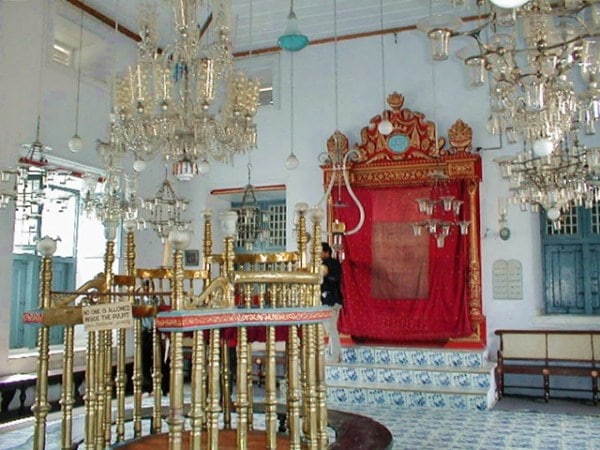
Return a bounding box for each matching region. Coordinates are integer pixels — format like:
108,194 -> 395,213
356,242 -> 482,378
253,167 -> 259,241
278,0 -> 309,52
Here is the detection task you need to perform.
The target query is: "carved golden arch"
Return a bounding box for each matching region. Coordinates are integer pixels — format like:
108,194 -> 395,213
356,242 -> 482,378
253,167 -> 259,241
322,92 -> 485,348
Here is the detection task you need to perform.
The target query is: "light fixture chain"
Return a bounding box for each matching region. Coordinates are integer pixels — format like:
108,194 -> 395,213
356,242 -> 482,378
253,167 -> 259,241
74,9 -> 84,134
36,0 -> 51,132
291,53 -> 295,155
334,0 -> 339,132
110,0 -> 119,110
379,0 -> 386,111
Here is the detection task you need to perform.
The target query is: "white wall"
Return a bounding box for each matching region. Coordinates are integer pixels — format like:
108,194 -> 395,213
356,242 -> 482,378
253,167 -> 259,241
1,1 -> 599,376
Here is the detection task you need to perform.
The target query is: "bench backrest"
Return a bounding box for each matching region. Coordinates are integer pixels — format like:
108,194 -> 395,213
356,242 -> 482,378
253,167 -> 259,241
496,329 -> 600,363
501,332 -> 546,359
547,334 -> 592,360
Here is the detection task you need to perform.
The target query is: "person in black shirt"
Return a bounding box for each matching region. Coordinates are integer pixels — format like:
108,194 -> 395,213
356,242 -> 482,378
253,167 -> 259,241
321,242 -> 343,362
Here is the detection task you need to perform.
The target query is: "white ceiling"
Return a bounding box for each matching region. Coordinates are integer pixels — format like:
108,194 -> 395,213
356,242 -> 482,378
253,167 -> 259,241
75,0 -> 483,54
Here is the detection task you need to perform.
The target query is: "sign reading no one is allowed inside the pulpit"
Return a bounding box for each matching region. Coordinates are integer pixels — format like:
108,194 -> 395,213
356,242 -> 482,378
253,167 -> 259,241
82,302 -> 133,331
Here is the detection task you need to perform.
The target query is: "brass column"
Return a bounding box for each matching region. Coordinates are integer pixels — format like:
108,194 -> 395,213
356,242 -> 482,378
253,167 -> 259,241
32,237 -> 57,450
312,208 -> 326,448
168,233 -> 188,450
291,204 -> 309,448
99,230 -> 116,448
117,221 -> 137,441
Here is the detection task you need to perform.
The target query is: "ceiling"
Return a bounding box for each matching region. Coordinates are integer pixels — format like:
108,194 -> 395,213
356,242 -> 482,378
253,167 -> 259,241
71,0 -> 483,54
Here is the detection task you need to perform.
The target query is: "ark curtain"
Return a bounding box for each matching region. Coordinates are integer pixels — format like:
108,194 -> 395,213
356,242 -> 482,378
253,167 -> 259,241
336,181 -> 472,342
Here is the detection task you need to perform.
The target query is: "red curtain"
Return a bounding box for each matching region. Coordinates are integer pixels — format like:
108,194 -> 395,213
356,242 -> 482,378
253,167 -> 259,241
335,181 -> 472,342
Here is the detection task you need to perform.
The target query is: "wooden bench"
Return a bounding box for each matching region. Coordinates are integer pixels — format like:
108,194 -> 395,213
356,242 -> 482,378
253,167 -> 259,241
0,367 -> 86,421
495,329 -> 600,404
0,360 -> 134,422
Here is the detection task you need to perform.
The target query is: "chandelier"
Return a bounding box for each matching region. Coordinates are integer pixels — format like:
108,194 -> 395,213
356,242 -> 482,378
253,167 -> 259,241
82,168 -> 141,230
411,173 -> 471,248
104,0 -> 260,176
0,117 -> 75,215
142,174 -> 191,243
418,0 -> 600,221
235,163 -> 266,251
494,140 -> 600,222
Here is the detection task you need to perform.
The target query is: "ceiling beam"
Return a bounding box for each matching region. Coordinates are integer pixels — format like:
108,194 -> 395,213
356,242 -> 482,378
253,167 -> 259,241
65,1 -> 487,60
64,0 -> 141,42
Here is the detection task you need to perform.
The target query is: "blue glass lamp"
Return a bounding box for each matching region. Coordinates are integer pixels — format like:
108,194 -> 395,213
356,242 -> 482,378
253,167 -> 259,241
278,1 -> 309,52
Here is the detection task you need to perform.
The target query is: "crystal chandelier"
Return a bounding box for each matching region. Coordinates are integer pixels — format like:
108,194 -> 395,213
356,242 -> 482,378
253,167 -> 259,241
418,0 -> 600,220
105,0 -> 260,176
494,140 -> 600,222
82,169 -> 141,229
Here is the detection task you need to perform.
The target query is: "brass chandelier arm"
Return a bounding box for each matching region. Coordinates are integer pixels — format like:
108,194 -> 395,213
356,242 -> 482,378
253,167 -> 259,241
340,148 -> 365,236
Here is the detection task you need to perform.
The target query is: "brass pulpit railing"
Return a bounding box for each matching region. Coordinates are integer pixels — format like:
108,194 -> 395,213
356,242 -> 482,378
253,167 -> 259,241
24,206 -> 332,449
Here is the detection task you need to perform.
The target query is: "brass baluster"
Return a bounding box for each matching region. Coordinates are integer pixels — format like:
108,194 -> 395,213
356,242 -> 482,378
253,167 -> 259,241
84,330 -> 97,449
221,339 -> 232,429
189,330 -> 205,450
115,326 -> 127,442
236,326 -> 249,450
152,322 -> 162,433
287,324 -> 301,450
316,321 -> 329,449
207,328 -> 222,449
246,341 -> 254,431
265,325 -> 277,449
304,323 -> 318,449
132,318 -> 143,437
94,336 -> 106,448
60,325 -> 75,450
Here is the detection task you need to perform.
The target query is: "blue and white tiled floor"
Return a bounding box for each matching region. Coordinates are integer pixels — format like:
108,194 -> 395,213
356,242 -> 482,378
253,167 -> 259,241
1,398 -> 599,449
337,403 -> 600,450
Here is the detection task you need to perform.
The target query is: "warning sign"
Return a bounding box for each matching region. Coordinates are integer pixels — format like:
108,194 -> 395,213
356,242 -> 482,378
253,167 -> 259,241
82,302 -> 133,331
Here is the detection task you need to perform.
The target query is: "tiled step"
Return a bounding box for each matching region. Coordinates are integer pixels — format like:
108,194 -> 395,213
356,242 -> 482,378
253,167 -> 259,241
326,363 -> 494,390
326,345 -> 497,411
341,346 -> 487,368
327,384 -> 492,411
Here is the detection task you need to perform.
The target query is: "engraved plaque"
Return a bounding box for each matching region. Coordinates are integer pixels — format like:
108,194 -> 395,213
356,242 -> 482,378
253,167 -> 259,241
492,259 -> 523,300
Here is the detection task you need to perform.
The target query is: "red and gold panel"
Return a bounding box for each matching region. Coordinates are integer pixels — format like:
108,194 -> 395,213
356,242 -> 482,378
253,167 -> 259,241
321,92 -> 485,348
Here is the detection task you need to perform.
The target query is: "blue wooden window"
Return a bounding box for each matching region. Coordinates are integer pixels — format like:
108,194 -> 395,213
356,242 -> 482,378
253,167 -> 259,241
541,205 -> 600,315
10,176 -> 81,349
233,200 -> 286,253
10,254 -> 75,349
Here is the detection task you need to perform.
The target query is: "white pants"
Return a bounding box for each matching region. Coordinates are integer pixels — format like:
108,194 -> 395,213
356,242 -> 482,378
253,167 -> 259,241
323,305 -> 342,362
